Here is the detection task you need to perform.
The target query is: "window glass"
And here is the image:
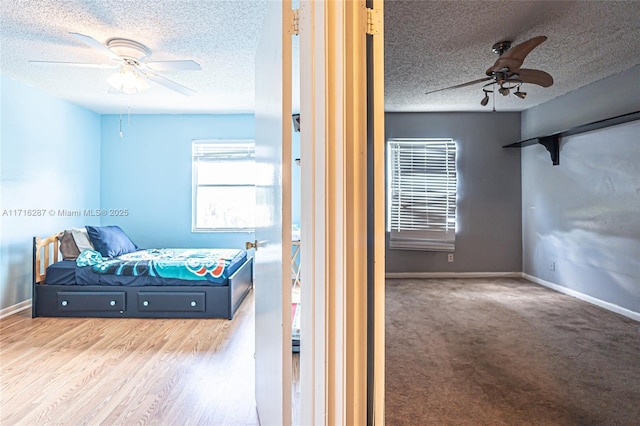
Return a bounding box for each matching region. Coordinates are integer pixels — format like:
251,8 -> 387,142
192,141 -> 255,232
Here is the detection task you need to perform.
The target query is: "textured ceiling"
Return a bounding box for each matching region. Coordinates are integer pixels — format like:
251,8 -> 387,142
0,0 -> 269,114
1,1 -> 639,114
385,0 -> 640,112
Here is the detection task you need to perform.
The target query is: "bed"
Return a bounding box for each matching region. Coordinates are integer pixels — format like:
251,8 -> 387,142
32,226 -> 253,319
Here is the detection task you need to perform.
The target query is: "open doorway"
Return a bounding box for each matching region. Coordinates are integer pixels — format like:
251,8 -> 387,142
291,28 -> 302,422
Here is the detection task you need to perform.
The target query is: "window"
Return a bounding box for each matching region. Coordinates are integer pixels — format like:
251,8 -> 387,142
192,140 -> 255,232
386,138 -> 457,251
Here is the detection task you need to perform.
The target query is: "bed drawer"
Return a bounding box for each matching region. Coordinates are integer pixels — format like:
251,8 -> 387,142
137,292 -> 205,312
57,291 -> 126,312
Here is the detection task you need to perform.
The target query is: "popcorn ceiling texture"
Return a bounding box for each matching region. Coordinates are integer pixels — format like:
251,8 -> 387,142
1,0 -> 639,113
0,0 -> 269,114
384,0 -> 640,112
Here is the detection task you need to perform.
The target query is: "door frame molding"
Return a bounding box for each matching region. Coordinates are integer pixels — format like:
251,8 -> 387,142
299,1 -> 384,424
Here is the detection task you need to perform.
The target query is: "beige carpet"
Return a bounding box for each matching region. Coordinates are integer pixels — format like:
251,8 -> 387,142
385,278 -> 640,426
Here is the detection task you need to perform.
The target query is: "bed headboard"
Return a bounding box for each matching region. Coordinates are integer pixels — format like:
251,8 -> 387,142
33,232 -> 62,284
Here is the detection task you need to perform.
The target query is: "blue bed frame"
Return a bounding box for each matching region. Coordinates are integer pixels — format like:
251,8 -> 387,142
32,233 -> 253,319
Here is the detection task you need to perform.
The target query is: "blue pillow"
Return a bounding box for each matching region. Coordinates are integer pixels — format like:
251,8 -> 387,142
85,225 -> 139,258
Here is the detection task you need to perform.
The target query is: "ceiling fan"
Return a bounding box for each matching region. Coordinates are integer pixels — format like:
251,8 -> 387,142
30,32 -> 200,96
426,35 -> 554,107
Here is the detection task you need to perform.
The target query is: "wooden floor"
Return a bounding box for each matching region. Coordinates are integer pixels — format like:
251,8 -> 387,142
1,290 -> 301,425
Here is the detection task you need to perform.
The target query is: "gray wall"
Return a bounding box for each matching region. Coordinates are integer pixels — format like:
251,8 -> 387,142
521,65 -> 640,314
385,112 -> 522,273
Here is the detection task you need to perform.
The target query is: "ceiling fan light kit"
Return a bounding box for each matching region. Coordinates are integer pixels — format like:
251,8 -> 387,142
514,89 -> 527,99
107,63 -> 150,94
426,35 -> 553,109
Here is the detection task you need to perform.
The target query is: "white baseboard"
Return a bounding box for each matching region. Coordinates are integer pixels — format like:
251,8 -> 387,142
523,273 -> 640,323
385,272 -> 522,279
0,300 -> 31,319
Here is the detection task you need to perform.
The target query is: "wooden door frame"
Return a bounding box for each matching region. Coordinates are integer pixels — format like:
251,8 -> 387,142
368,0 -> 386,423
299,1 -> 385,424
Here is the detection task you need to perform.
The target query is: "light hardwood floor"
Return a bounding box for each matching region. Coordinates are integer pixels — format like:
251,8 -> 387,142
1,290 -> 300,425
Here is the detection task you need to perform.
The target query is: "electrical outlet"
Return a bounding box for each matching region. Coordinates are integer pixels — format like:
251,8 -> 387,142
448,253 -> 454,263
550,261 -> 556,271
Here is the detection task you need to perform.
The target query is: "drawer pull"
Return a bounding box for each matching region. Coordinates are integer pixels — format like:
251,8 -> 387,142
110,300 -> 116,306
143,301 -> 149,306
191,301 -> 197,307
61,300 -> 68,306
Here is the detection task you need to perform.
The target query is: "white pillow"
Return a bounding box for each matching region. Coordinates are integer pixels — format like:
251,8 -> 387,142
71,227 -> 95,251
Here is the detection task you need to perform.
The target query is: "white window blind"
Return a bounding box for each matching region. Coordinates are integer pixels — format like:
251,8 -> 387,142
192,140 -> 255,232
386,138 -> 457,251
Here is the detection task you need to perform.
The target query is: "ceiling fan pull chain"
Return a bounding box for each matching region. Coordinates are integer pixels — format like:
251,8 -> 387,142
492,89 -> 496,112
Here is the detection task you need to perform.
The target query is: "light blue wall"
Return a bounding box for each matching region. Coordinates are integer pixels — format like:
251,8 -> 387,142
0,75 -> 101,310
100,114 -> 254,249
101,114 -> 304,250
521,65 -> 640,315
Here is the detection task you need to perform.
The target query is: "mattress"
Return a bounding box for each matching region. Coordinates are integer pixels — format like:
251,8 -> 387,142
46,249 -> 247,287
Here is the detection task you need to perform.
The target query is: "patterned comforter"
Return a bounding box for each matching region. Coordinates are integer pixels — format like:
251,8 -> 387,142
77,248 -> 243,282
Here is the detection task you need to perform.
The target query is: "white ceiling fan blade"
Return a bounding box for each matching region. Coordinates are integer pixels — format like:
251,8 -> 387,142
426,77 -> 491,95
146,72 -> 196,96
146,60 -> 201,71
69,32 -> 122,62
29,60 -> 118,69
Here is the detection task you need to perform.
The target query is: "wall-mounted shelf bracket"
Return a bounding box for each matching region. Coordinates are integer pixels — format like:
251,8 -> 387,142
503,110 -> 640,166
539,135 -> 560,165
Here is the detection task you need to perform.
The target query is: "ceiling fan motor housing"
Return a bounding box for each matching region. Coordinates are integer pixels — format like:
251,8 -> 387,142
106,38 -> 151,63
491,40 -> 512,56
